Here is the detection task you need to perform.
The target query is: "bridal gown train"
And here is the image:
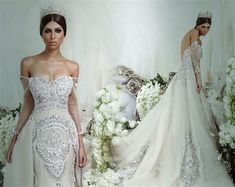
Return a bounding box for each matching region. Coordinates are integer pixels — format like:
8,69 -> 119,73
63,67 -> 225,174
3,76 -> 81,187
111,41 -> 234,187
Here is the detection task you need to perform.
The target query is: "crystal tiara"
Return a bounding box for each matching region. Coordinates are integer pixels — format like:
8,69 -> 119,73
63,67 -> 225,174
198,10 -> 212,19
40,3 -> 66,20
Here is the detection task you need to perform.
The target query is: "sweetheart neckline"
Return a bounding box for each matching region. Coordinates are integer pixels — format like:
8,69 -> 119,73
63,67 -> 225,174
28,75 -> 75,83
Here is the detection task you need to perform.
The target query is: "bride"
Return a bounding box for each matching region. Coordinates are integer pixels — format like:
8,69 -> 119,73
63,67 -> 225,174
111,11 -> 234,187
3,4 -> 87,187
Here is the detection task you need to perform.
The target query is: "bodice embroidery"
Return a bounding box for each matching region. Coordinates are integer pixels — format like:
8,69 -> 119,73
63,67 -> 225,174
173,42 -> 202,85
28,76 -> 74,113
180,131 -> 202,187
20,75 -> 78,187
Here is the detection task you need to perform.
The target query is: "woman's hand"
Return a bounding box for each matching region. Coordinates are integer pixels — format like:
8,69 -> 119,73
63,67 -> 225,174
197,82 -> 203,93
78,140 -> 87,168
5,136 -> 17,163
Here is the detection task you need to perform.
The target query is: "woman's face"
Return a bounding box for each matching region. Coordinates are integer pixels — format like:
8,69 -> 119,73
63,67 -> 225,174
41,21 -> 65,49
197,23 -> 211,36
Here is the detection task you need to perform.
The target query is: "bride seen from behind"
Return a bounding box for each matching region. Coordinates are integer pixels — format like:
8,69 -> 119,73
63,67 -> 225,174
111,11 -> 234,187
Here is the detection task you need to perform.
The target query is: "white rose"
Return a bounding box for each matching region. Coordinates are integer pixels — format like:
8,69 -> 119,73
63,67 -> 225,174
120,117 -> 127,123
230,69 -> 235,81
108,102 -> 120,114
92,139 -> 101,149
102,92 -> 112,103
93,125 -> 103,137
114,126 -> 123,136
129,121 -> 137,128
94,112 -> 105,123
96,89 -> 105,98
106,121 -> 115,136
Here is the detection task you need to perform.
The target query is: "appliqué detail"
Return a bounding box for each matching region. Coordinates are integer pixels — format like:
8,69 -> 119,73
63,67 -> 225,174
28,76 -> 78,186
180,131 -> 202,187
117,145 -> 149,180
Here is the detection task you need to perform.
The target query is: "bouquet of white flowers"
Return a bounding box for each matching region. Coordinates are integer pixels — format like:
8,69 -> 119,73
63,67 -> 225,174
92,85 -> 138,171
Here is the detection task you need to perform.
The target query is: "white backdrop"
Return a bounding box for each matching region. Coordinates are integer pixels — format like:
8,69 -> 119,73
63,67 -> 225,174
0,0 -> 234,111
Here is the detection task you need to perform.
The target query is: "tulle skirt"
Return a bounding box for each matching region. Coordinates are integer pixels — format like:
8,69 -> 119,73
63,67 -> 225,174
111,63 -> 234,187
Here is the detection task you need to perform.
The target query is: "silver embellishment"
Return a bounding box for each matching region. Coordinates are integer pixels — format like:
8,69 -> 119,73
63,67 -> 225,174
117,145 -> 149,180
28,76 -> 78,186
180,131 -> 202,187
40,2 -> 66,20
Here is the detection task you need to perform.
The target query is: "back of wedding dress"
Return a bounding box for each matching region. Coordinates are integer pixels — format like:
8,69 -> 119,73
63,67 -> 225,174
111,41 -> 234,187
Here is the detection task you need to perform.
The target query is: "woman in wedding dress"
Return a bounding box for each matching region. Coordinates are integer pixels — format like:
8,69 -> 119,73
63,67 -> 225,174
3,6 -> 87,187
111,11 -> 234,187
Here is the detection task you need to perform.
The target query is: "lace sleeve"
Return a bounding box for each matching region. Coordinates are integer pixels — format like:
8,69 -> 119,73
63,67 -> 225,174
68,77 -> 83,137
13,76 -> 34,135
190,41 -> 201,74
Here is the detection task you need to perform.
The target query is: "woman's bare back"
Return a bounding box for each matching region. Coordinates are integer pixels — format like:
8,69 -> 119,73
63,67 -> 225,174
180,29 -> 201,60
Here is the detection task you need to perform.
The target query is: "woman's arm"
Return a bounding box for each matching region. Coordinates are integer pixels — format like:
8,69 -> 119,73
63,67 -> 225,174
67,61 -> 87,167
6,57 -> 34,162
190,29 -> 202,93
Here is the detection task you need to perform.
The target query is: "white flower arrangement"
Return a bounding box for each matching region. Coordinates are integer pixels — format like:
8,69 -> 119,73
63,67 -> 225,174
136,82 -> 162,120
219,123 -> 235,148
85,84 -> 139,186
84,73 -> 167,186
0,110 -> 19,164
136,73 -> 167,120
219,57 -> 235,148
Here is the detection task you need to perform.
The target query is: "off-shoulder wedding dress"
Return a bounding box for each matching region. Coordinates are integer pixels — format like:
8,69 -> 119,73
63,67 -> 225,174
4,75 -> 81,187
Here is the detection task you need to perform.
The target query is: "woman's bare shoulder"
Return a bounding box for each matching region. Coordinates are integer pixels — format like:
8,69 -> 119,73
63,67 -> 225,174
64,59 -> 80,76
21,55 -> 40,65
189,28 -> 199,36
20,56 -> 36,68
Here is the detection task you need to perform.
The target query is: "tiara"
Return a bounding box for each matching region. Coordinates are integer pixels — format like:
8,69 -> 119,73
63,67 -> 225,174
198,10 -> 212,19
40,3 -> 66,20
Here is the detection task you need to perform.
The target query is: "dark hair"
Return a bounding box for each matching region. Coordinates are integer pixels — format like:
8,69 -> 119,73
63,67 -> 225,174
40,14 -> 67,36
195,17 -> 212,27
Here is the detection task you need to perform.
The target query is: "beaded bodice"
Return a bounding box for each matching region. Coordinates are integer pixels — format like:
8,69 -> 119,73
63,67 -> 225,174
173,41 -> 203,84
27,76 -> 75,113
19,75 -> 79,186
182,41 -> 203,62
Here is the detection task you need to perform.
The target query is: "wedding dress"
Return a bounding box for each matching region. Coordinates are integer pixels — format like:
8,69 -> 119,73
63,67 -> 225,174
3,75 -> 81,187
111,41 -> 234,187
